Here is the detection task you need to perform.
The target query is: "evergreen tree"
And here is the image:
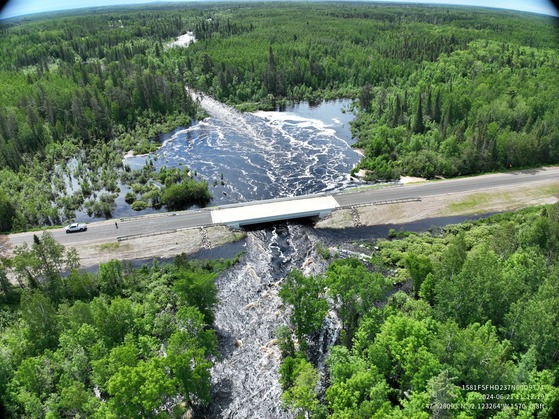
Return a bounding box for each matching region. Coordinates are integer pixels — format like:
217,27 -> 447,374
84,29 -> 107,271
432,90 -> 441,123
413,93 -> 425,134
425,88 -> 432,120
0,190 -> 15,232
392,94 -> 402,127
359,83 -> 373,112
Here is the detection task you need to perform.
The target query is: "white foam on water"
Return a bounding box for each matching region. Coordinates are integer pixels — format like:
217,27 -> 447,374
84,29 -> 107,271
253,110 -> 338,138
168,32 -> 196,48
126,91 -> 363,203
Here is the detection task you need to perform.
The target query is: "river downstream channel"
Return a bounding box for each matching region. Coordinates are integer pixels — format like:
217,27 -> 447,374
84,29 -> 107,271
137,96 -> 362,417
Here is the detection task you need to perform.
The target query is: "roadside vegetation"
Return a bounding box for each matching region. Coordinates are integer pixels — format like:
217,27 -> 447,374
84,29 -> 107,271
0,231 -> 236,416
1,2 -> 558,232
278,202 -> 559,418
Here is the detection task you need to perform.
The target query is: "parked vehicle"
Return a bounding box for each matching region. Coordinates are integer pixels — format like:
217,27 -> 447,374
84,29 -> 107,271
65,222 -> 87,233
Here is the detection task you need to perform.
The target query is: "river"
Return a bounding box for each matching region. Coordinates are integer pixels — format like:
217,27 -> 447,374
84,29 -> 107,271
142,95 -> 348,417
123,95 -> 358,417
115,95 -> 503,417
80,94 -> 502,417
128,96 -> 498,417
124,95 -> 363,206
195,222 -> 324,418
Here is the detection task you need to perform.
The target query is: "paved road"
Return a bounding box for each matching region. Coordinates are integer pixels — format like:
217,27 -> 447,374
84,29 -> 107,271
333,167 -> 559,207
7,166 -> 558,250
8,210 -> 213,249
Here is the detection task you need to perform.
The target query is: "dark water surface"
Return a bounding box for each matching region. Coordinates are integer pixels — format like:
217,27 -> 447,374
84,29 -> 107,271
92,94 -> 502,417
74,99 -> 363,222
125,99 -> 362,207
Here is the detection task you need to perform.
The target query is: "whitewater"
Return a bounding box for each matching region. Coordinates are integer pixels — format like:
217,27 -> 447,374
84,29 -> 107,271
125,90 -> 363,205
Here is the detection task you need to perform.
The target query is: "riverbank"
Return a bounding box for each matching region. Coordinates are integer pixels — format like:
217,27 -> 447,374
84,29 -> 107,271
5,174 -> 556,271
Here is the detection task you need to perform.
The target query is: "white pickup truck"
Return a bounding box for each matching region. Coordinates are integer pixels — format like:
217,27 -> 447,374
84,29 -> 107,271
65,222 -> 87,233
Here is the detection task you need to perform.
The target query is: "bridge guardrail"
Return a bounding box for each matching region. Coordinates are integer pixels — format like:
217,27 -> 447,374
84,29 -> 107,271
117,224 -> 215,242
118,208 -> 210,223
117,197 -> 421,241
372,197 -> 421,205
341,197 -> 421,209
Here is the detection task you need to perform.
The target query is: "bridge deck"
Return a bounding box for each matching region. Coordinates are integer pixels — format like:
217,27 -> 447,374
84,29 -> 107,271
211,195 -> 339,228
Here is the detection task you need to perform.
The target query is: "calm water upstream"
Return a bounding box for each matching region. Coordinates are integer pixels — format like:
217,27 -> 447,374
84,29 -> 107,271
124,97 -> 363,206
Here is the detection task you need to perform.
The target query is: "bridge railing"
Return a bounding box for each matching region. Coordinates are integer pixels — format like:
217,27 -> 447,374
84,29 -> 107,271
117,224 -> 214,242
341,197 -> 421,209
116,197 -> 421,240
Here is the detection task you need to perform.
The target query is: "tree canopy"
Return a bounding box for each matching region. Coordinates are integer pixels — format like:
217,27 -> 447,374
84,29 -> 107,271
0,231 -> 235,416
278,202 -> 559,418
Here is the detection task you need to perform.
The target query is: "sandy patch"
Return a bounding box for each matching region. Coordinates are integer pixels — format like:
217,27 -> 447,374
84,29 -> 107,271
354,169 -> 368,179
353,148 -> 365,156
399,176 -> 426,184
320,208 -> 354,228
77,225 -> 244,269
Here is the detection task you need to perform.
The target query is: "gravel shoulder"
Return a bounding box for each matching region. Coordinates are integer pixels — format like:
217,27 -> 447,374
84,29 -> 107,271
316,180 -> 559,229
68,225 -> 245,270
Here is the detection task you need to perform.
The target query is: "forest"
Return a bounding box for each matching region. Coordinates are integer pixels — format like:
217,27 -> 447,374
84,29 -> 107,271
1,2 -> 558,231
0,233 -> 237,416
278,202 -> 559,418
1,3 -> 558,416
0,4 -> 212,232
1,202 -> 557,417
166,2 -> 559,180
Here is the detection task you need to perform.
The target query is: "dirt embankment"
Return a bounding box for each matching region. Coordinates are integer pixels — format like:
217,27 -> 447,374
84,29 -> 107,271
316,181 -> 559,229
75,225 -> 245,269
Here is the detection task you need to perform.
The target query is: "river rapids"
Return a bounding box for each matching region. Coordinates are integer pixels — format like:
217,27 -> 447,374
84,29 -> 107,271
198,222 -> 330,418
125,90 -> 362,205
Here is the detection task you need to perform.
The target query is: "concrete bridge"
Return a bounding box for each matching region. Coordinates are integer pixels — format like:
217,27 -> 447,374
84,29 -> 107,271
210,195 -> 339,229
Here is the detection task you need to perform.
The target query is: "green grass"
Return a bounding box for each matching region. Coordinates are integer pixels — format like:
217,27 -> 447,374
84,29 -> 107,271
447,192 -> 495,213
540,183 -> 559,197
447,183 -> 559,214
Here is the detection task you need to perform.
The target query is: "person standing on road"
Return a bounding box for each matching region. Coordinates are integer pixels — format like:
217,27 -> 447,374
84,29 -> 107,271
115,221 -> 118,229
